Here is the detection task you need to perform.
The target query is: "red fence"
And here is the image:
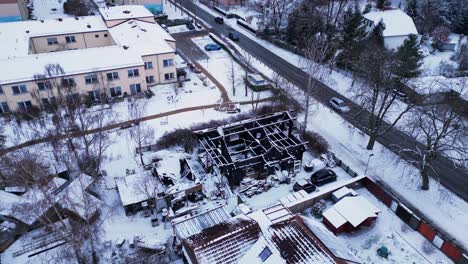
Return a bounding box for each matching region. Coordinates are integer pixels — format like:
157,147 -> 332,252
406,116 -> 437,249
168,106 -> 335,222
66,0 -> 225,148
359,177 -> 466,264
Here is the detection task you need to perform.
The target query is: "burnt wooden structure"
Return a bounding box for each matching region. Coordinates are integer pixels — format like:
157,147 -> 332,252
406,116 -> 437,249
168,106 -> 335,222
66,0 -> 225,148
195,112 -> 307,185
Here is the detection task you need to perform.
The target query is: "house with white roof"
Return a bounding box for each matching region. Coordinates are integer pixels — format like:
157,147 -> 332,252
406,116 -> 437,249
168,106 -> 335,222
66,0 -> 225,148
363,9 -> 418,50
0,5 -> 176,113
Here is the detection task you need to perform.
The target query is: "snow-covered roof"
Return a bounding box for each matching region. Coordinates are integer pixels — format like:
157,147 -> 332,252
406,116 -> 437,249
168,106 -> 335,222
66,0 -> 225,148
323,196 -> 381,228
99,5 -> 154,21
302,216 -> 360,263
364,9 -> 418,37
173,205 -> 230,239
114,171 -> 158,206
58,173 -> 102,221
109,20 -> 175,56
0,16 -> 108,59
238,236 -> 286,264
0,46 -> 144,85
406,76 -> 467,99
0,174 -> 99,225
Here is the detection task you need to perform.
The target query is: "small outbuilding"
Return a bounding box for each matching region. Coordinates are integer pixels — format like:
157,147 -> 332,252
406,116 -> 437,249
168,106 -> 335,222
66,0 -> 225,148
322,196 -> 381,235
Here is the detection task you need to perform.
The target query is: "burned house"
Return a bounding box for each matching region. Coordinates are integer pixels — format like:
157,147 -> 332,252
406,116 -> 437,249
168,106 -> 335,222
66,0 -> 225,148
195,112 -> 307,186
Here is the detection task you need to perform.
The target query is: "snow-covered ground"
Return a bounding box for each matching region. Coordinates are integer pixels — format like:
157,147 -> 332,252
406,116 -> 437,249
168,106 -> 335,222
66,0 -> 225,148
303,187 -> 453,264
30,0 -> 72,20
191,36 -> 273,102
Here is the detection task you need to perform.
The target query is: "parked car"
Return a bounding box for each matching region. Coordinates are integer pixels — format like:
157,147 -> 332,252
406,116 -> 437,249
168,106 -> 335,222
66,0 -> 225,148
186,22 -> 195,30
204,43 -> 221,51
310,168 -> 337,186
293,179 -> 316,193
228,31 -> 240,41
214,17 -> 224,24
329,97 -> 350,113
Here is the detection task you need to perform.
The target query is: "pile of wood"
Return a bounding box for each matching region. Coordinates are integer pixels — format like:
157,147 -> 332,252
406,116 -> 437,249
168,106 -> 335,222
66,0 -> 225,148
239,178 -> 272,198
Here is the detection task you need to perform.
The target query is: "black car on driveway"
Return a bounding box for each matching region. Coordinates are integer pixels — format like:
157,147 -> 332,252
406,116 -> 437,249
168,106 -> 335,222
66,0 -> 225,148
214,17 -> 224,24
310,168 -> 337,186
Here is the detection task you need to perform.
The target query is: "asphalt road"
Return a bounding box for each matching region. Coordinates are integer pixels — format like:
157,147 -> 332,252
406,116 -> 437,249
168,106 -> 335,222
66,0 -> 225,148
175,0 -> 468,201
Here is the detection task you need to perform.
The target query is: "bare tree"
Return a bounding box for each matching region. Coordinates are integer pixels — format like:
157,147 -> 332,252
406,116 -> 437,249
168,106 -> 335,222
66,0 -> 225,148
243,53 -> 255,97
26,64 -> 115,176
302,33 -> 332,132
227,58 -> 238,97
353,43 -> 416,150
265,0 -> 289,34
399,83 -> 467,190
128,99 -> 155,166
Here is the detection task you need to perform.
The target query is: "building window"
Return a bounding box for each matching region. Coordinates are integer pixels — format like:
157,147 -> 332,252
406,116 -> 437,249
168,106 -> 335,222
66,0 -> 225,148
104,33 -> 108,37
129,83 -> 141,95
95,34 -> 99,38
110,86 -> 122,97
37,82 -> 50,91
164,73 -> 174,81
88,90 -> 101,101
65,36 -> 76,43
146,76 -> 155,83
12,85 -> 28,95
41,97 -> 56,106
0,102 -> 10,113
66,93 -> 79,103
163,59 -> 174,67
107,72 -> 120,81
0,86 -> 3,94
17,101 -> 33,111
128,69 -> 140,78
144,62 -> 153,70
62,78 -> 75,87
47,37 -> 58,45
85,74 -> 98,85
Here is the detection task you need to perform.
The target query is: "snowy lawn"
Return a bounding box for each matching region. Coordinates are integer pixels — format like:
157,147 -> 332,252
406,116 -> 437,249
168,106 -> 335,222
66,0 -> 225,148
191,36 -> 273,102
302,187 -> 453,264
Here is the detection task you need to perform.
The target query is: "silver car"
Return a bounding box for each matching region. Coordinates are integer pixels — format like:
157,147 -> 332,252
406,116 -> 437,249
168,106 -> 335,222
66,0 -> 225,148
329,97 -> 350,112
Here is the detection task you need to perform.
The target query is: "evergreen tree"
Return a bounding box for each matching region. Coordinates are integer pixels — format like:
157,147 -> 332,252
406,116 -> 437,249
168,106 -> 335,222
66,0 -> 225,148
369,20 -> 385,46
392,34 -> 423,79
337,7 -> 367,70
405,0 -> 418,19
376,0 -> 386,10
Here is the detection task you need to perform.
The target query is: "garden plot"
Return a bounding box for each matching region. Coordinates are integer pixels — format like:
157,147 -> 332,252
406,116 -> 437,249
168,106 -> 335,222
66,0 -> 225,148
303,187 -> 453,264
191,36 -> 273,102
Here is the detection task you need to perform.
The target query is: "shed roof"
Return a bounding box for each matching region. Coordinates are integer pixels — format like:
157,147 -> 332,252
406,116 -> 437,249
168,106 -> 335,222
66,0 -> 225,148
323,196 -> 381,228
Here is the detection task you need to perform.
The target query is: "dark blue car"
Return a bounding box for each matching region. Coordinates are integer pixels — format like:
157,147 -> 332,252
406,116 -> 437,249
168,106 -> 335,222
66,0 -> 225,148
204,43 -> 221,51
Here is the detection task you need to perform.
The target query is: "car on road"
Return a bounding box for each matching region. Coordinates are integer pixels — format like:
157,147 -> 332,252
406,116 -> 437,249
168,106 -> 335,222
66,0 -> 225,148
214,17 -> 224,24
228,31 -> 240,41
204,43 -> 221,51
186,22 -> 195,30
329,97 -> 350,113
293,179 -> 316,193
310,168 -> 337,186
